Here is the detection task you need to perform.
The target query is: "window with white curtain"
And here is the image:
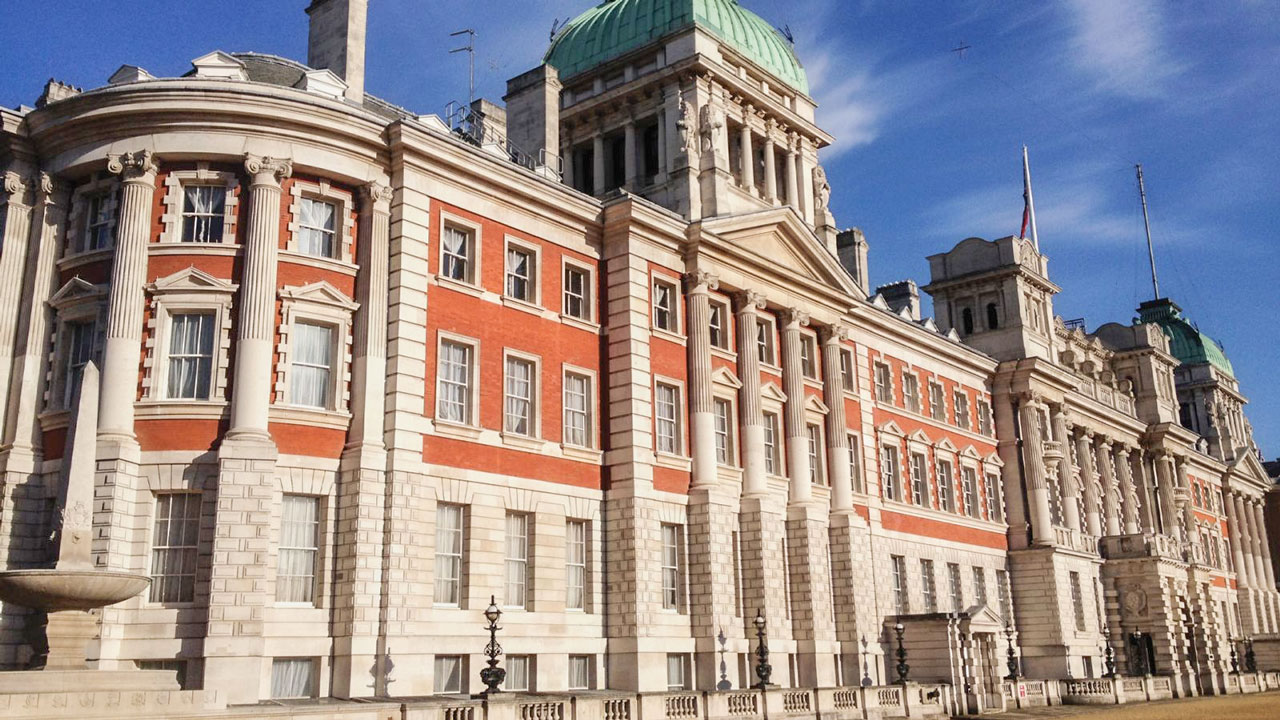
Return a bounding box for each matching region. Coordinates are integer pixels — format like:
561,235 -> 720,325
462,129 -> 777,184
437,340 -> 473,424
948,563 -> 963,612
276,495 -> 320,604
563,372 -> 591,448
441,225 -> 473,283
985,473 -> 1003,522
978,401 -> 993,436
954,390 -> 970,429
150,493 -> 201,604
505,245 -> 535,302
166,313 -> 215,400
652,279 -> 676,332
568,655 -> 592,690
937,459 -> 956,512
807,424 -> 824,485
880,445 -> 901,502
929,382 -> 946,421
85,192 -> 115,251
297,197 -> 337,258
909,452 -> 927,506
434,655 -> 463,693
504,356 -> 535,436
62,320 -> 96,408
763,412 -> 780,475
566,520 -> 587,611
289,322 -> 334,409
874,363 -> 892,403
666,654 -> 688,691
800,335 -> 817,378
660,523 -> 682,610
433,504 -> 464,605
655,383 -> 680,454
840,349 -> 854,391
973,566 -> 988,607
504,655 -> 531,691
270,658 -> 315,699
714,398 -> 733,466
996,569 -> 1012,619
504,512 -> 529,609
890,555 -> 907,614
903,373 -> 920,412
847,434 -> 862,493
921,559 -> 937,612
563,264 -> 590,320
180,185 -> 226,243
962,467 -> 979,517
708,302 -> 727,349
756,318 -> 775,365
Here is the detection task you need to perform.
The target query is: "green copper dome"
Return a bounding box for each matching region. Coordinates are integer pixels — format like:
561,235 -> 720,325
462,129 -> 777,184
1137,299 -> 1235,377
545,0 -> 810,94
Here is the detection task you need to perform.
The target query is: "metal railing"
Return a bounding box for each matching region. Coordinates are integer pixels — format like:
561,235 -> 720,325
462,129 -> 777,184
443,101 -> 563,178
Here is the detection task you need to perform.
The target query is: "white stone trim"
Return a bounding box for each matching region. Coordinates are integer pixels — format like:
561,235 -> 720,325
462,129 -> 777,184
159,164 -> 240,244
438,210 -> 483,289
275,281 -> 357,413
65,173 -> 120,255
286,178 -> 355,263
142,267 -> 237,402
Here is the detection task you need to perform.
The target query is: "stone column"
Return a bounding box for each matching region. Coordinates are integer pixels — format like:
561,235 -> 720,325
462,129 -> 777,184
1113,445 -> 1141,535
1050,405 -> 1081,531
99,150 -> 159,440
762,123 -> 778,203
780,308 -> 812,506
1244,499 -> 1271,592
0,173 -> 35,427
685,271 -> 719,490
1019,396 -> 1054,545
738,112 -> 755,193
1174,457 -> 1197,547
623,117 -> 638,190
1250,500 -> 1277,592
734,291 -> 768,498
1226,492 -> 1252,588
1095,438 -> 1122,537
784,139 -> 799,216
1132,450 -> 1158,533
1154,455 -> 1181,540
820,326 -> 852,513
592,132 -> 606,195
1074,430 -> 1102,537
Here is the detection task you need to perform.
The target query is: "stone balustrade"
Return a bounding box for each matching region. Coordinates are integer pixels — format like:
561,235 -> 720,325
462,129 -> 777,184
1099,532 -> 1183,561
1053,526 -> 1099,555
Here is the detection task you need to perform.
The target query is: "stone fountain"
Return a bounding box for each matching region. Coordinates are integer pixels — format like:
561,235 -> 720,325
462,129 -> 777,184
0,363 -> 222,715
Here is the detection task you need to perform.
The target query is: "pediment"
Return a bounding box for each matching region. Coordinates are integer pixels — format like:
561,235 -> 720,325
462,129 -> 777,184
760,381 -> 787,404
936,437 -> 959,453
878,420 -> 905,437
280,280 -> 358,310
960,602 -> 1005,632
148,266 -> 237,294
1228,452 -> 1271,490
711,366 -> 742,389
984,453 -> 1005,468
871,295 -> 890,310
803,394 -> 829,414
48,277 -> 104,309
701,208 -> 861,299
921,318 -> 939,332
907,429 -> 931,445
191,51 -> 247,80
960,445 -> 982,459
295,69 -> 348,99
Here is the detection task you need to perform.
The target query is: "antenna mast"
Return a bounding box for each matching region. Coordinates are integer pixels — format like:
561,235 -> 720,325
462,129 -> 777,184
1136,164 -> 1160,300
450,29 -> 477,108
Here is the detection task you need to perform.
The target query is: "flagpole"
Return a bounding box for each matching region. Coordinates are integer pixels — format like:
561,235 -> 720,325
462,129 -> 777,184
1022,145 -> 1039,251
1136,164 -> 1160,300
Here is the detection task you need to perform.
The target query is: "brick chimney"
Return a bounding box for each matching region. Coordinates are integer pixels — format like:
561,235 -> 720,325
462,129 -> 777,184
306,0 -> 367,103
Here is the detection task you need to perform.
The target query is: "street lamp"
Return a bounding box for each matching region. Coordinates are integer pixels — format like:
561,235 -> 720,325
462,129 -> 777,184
1230,638 -> 1240,674
894,622 -> 910,684
1244,636 -> 1257,673
1102,626 -> 1116,678
477,595 -> 505,697
753,609 -> 772,690
1005,623 -> 1020,680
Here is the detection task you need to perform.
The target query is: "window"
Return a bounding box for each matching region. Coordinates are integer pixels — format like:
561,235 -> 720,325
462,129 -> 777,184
61,320 -> 96,408
847,434 -> 863,493
666,654 -> 689,691
271,658 -> 315,699
807,424 -> 825,485
937,460 -> 955,512
709,301 -> 728,349
840,349 -> 854,391
506,244 -> 536,302
962,467 -> 978,517
568,655 -> 593,690
434,656 -> 463,694
891,555 -> 908,614
921,559 -> 937,612
653,278 -> 677,332
150,493 -> 201,603
434,504 -> 464,605
504,655 -> 531,691
85,192 -> 115,250
1069,571 -> 1086,631
800,335 -> 817,379
973,567 -> 987,607
781,536 -> 794,619
277,495 -> 320,604
874,363 -> 892,403
714,398 -> 733,466
165,313 -> 215,400
996,569 -> 1012,619
909,453 -> 928,506
503,355 -> 536,437
504,513 -> 529,609
986,303 -> 1000,330
880,445 -> 901,501
297,197 -> 337,257
563,372 -> 592,448
661,523 -> 683,611
763,412 -> 781,475
954,391 -> 970,429
437,340 -> 474,425
929,382 -> 946,421
289,322 -> 334,409
756,317 -> 776,365
985,473 -> 1003,522
903,373 -> 920,412
563,264 -> 591,320
961,306 -> 974,334
181,185 -> 226,243
566,520 -> 587,611
978,401 -> 993,436
441,224 -> 474,283
655,382 -> 681,454
948,563 -> 963,612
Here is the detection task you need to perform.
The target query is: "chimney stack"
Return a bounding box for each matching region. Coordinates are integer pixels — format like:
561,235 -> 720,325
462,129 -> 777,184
306,0 -> 367,103
837,228 -> 870,295
505,65 -> 563,178
876,280 -> 921,321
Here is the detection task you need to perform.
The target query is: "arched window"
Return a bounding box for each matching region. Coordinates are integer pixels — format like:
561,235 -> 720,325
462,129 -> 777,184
961,307 -> 974,335
986,303 -> 999,330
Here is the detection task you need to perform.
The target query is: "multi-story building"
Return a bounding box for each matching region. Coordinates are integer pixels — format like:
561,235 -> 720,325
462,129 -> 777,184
0,0 -> 1274,713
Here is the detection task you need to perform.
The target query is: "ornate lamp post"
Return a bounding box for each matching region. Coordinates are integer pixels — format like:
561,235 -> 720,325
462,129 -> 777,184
1102,626 -> 1116,678
1130,631 -> 1149,677
753,609 -> 772,690
717,628 -> 731,691
894,622 -> 910,684
1244,636 -> 1257,673
477,596 -> 505,697
1005,623 -> 1020,680
1229,638 -> 1240,674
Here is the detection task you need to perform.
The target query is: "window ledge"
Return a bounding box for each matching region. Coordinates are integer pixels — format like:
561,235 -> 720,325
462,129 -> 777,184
561,444 -> 602,463
716,466 -> 743,483
560,314 -> 600,333
57,248 -> 114,271
651,327 -> 686,346
501,296 -> 544,316
760,362 -> 783,375
710,347 -> 737,363
500,432 -> 546,452
435,275 -> 485,298
803,378 -> 824,391
135,401 -> 228,420
150,242 -> 240,255
279,250 -> 357,276
270,405 -> 352,430
654,452 -> 692,471
433,420 -> 484,440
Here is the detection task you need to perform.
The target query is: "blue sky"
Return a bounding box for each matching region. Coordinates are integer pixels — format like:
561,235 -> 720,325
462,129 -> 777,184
4,1 -> 1278,456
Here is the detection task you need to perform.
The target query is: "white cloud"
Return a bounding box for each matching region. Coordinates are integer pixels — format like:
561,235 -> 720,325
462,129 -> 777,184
1062,0 -> 1184,99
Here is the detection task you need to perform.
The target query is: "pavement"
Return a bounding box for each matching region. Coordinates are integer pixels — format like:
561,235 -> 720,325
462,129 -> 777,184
956,690 -> 1280,719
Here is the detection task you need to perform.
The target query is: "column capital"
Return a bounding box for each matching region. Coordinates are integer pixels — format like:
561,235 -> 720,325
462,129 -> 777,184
1016,389 -> 1042,407
1113,444 -> 1134,459
818,324 -> 848,345
360,181 -> 393,212
733,289 -> 767,312
683,269 -> 719,294
107,150 -> 159,183
243,153 -> 293,187
780,307 -> 809,329
2,171 -> 28,203
1095,436 -> 1115,451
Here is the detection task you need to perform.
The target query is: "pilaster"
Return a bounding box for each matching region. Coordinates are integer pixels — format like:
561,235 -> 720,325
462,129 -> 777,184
779,308 -> 811,506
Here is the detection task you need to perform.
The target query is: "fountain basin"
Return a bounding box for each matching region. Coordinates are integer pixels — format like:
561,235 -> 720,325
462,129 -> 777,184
0,569 -> 150,612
